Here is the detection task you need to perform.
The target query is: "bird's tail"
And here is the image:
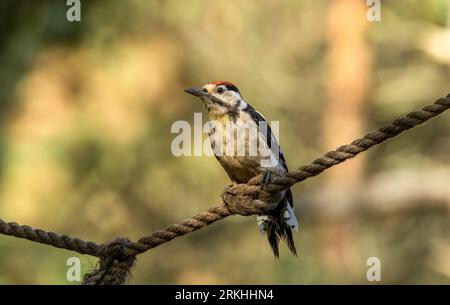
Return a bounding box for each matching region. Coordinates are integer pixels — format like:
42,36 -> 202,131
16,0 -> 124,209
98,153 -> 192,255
257,195 -> 299,258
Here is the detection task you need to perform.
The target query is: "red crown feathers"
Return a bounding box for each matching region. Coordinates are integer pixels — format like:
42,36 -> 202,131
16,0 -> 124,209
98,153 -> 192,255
207,81 -> 236,87
207,81 -> 240,92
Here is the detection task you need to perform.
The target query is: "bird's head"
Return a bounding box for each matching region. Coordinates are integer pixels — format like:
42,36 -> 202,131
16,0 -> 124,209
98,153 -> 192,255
185,81 -> 244,118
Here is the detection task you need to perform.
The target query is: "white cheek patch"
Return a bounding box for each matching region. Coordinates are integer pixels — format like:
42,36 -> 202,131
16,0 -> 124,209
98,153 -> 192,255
229,91 -> 242,100
221,91 -> 245,108
212,92 -> 238,106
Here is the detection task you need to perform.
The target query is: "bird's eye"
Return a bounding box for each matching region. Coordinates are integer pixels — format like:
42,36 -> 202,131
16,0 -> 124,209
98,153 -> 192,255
217,87 -> 224,94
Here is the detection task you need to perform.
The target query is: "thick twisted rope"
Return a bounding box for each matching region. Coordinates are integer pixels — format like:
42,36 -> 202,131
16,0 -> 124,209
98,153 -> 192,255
0,93 -> 448,284
0,219 -> 103,256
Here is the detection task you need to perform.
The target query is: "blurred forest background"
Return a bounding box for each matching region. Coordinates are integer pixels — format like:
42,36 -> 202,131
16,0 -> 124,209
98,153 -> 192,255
0,0 -> 449,284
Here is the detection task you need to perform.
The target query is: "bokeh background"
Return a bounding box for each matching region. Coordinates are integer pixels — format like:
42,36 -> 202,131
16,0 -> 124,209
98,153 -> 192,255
0,0 -> 449,284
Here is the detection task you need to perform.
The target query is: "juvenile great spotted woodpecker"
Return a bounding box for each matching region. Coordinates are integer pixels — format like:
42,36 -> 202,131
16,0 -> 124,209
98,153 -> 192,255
185,81 -> 299,257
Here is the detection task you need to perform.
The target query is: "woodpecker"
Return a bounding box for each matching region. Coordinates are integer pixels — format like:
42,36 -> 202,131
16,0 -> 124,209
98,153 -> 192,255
185,81 -> 299,257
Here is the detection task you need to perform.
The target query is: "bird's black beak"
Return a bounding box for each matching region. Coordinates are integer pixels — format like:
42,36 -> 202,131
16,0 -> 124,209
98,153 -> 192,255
184,87 -> 208,97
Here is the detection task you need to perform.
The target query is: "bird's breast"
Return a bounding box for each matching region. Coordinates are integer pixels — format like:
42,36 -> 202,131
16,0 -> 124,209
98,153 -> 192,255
207,116 -> 285,183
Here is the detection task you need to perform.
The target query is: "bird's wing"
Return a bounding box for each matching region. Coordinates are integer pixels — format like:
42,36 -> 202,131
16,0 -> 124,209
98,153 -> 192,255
244,104 -> 289,173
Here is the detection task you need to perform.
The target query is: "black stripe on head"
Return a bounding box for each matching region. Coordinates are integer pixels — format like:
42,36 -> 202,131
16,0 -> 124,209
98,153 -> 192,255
225,84 -> 240,93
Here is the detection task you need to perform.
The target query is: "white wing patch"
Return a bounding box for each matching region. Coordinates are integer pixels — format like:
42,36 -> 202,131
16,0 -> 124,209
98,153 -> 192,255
284,203 -> 299,232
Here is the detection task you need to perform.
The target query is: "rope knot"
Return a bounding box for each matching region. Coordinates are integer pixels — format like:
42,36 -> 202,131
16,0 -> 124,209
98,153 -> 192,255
220,176 -> 283,216
99,237 -> 137,260
82,237 -> 136,285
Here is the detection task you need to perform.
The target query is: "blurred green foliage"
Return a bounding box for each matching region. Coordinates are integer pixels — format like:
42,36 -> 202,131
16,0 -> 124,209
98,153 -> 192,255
0,0 -> 449,284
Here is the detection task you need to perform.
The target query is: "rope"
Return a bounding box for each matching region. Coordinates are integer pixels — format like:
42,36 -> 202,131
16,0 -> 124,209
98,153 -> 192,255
0,219 -> 103,256
0,93 -> 448,285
